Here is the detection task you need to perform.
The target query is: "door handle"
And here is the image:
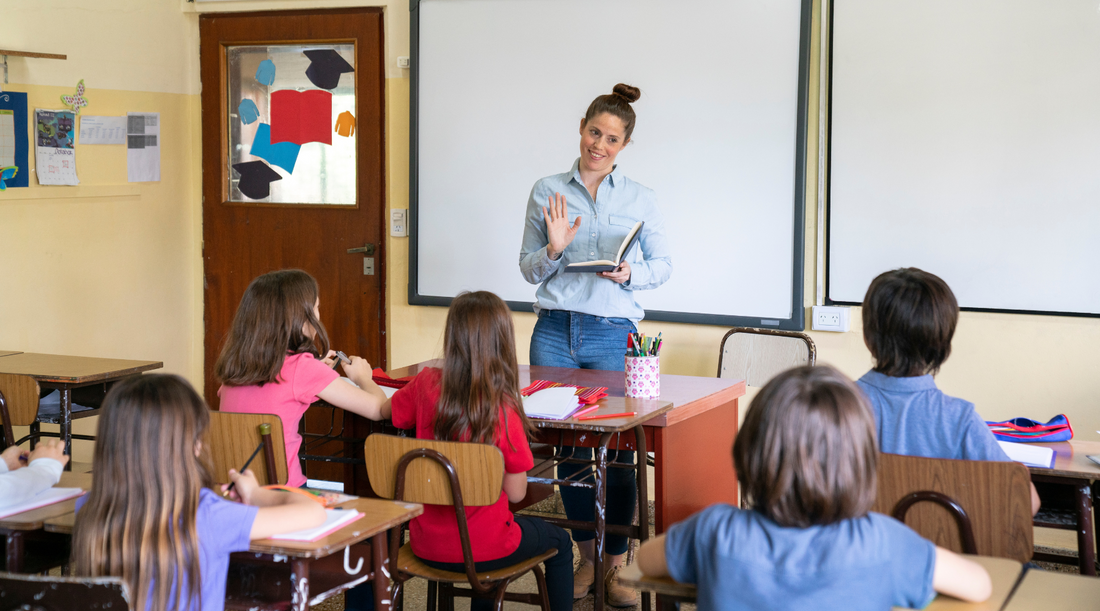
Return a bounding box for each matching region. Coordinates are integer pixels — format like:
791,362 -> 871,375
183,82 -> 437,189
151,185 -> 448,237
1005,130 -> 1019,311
347,244 -> 375,255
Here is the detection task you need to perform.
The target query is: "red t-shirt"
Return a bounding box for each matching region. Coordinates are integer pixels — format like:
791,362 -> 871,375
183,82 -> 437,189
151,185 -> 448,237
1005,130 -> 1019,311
389,367 -> 534,563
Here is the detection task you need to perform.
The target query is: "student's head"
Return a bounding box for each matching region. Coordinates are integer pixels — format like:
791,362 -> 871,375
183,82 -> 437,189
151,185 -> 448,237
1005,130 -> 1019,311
72,374 -> 213,611
733,365 -> 878,528
578,84 -> 640,175
435,291 -> 535,444
862,267 -> 958,377
215,269 -> 330,386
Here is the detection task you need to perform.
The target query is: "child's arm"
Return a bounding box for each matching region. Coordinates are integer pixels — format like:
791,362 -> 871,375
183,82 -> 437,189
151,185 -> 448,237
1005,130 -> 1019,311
316,355 -> 390,420
227,468 -> 327,540
636,534 -> 670,577
0,441 -> 68,509
1029,482 -> 1040,516
502,472 -> 528,504
931,547 -> 992,603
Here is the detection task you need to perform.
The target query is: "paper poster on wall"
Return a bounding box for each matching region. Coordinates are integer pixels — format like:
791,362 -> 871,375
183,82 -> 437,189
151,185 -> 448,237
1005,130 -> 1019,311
0,92 -> 30,189
34,109 -> 79,186
78,116 -> 126,145
127,112 -> 160,182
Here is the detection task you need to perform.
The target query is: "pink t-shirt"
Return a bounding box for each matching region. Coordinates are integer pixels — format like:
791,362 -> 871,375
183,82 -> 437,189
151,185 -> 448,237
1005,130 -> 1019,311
218,353 -> 338,487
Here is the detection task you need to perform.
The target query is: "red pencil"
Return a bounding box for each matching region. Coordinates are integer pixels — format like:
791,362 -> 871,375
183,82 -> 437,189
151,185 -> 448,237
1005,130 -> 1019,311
570,404 -> 600,419
577,411 -> 636,421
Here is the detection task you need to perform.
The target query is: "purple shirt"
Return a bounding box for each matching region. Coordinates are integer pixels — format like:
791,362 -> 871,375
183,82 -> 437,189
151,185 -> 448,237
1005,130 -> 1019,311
78,488 -> 257,611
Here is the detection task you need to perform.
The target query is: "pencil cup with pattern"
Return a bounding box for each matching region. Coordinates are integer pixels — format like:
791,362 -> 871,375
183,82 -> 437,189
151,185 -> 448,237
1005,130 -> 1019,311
625,355 -> 660,399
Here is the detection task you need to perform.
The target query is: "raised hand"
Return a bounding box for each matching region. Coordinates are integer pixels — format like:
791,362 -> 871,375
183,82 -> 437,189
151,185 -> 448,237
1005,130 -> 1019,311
542,192 -> 581,259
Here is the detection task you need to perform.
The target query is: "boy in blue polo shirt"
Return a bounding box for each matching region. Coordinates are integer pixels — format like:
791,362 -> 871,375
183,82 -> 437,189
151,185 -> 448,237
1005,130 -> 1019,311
857,267 -> 1039,515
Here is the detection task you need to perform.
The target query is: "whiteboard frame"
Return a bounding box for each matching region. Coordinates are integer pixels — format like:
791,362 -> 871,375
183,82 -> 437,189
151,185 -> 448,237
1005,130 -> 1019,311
823,1 -> 1100,319
408,0 -> 812,330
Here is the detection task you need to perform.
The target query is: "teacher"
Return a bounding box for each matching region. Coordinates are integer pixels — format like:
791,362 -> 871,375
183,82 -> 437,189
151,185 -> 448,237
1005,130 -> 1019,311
518,83 -> 672,607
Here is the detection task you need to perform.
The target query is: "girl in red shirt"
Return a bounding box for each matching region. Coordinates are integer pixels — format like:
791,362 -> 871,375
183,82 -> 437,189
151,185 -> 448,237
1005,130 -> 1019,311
383,291 -> 573,611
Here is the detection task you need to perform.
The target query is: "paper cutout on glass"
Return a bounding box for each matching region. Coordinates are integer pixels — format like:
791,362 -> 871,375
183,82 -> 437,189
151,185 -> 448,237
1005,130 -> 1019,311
270,90 -> 332,146
250,123 -> 300,173
35,109 -> 79,186
334,111 -> 356,137
61,80 -> 89,115
233,160 -> 282,199
0,92 -> 29,188
303,49 -> 354,90
256,60 -> 277,86
0,166 -> 17,190
238,99 -> 260,125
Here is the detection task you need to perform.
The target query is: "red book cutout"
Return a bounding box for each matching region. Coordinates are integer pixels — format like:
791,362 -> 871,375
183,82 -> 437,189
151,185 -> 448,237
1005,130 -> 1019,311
270,90 -> 332,146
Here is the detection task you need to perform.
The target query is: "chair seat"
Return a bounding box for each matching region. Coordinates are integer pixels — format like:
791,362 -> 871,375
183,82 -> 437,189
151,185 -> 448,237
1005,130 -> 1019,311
395,543 -> 556,584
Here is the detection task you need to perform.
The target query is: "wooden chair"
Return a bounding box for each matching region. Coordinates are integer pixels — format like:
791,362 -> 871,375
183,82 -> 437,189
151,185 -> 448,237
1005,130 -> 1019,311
205,411 -> 287,486
0,572 -> 130,611
364,434 -> 555,611
0,373 -> 41,449
873,453 -> 1034,563
717,327 -> 816,386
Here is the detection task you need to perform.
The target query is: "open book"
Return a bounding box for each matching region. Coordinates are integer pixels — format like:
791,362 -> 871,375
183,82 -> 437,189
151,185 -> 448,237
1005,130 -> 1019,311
564,221 -> 644,273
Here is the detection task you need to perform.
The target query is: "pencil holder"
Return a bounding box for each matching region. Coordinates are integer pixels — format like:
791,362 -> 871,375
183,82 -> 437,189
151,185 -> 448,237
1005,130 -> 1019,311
625,355 -> 660,399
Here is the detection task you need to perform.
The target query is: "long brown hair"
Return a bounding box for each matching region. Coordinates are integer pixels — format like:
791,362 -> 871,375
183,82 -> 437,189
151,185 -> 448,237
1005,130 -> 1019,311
433,291 -> 536,447
584,83 -> 641,141
733,365 -> 878,528
862,267 -> 958,377
72,374 -> 214,611
215,269 -> 330,386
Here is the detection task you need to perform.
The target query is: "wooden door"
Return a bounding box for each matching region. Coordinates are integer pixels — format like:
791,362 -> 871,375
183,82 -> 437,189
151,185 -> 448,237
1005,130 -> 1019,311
199,9 -> 386,484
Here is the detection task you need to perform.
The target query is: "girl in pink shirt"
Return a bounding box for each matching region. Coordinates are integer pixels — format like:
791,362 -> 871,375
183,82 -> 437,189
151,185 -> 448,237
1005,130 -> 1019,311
215,269 -> 389,488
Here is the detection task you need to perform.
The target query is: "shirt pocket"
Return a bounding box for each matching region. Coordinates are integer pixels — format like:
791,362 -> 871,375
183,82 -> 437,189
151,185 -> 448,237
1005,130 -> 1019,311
600,215 -> 640,258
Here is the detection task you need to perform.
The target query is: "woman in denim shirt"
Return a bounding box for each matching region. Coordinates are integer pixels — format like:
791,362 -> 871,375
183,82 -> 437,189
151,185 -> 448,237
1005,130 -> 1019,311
518,83 -> 672,607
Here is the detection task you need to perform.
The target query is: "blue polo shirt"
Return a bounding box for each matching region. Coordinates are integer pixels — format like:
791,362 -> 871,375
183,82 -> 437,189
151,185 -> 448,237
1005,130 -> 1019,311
664,504 -> 936,611
857,370 -> 1011,462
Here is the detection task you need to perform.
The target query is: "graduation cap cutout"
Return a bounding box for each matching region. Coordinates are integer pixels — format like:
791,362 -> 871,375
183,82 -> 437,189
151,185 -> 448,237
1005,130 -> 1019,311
303,49 -> 355,90
233,161 -> 282,200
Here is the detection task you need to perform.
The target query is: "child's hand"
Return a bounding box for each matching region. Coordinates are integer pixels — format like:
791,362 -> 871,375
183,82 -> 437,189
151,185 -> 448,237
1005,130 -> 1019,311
1,446 -> 27,471
28,439 -> 69,469
320,350 -> 338,367
227,468 -> 261,505
340,355 -> 373,384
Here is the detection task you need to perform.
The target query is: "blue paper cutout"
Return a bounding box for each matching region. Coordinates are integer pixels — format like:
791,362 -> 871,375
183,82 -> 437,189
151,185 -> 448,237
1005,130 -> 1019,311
255,60 -> 276,86
238,99 -> 259,125
249,123 -> 300,173
0,92 -> 30,189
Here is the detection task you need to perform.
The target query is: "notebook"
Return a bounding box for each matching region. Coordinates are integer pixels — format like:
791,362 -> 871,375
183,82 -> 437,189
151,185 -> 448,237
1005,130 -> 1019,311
522,387 -> 582,420
521,380 -> 608,405
997,441 -> 1055,469
0,487 -> 85,519
268,508 -> 363,541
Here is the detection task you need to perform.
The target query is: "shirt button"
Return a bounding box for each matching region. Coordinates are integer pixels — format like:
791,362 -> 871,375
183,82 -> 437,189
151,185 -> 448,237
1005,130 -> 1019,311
590,252 -> 595,256
591,233 -> 596,237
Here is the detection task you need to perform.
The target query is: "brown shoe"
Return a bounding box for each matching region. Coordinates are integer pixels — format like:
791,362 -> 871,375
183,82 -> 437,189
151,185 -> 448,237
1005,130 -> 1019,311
573,561 -> 595,599
605,565 -> 639,607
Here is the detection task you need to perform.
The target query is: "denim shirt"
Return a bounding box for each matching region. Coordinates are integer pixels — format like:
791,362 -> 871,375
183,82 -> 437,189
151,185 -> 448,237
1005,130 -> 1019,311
518,159 -> 673,322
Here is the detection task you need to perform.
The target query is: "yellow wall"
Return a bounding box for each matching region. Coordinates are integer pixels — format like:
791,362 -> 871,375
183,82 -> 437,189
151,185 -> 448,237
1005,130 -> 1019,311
2,1 -> 1097,462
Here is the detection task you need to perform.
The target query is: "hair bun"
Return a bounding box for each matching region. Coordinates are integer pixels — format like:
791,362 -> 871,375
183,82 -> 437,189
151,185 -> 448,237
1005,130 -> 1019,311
612,83 -> 641,103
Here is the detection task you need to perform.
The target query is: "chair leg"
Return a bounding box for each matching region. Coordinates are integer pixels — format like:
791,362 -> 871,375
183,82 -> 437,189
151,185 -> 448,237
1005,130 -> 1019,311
533,565 -> 551,611
391,581 -> 404,611
426,581 -> 437,611
493,581 -> 510,611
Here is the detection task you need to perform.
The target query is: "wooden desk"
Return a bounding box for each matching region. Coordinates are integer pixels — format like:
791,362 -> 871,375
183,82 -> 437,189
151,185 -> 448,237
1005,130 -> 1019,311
1002,568 -> 1100,611
1029,440 -> 1100,575
617,555 -> 1022,611
2,472 -> 91,572
0,352 -> 162,464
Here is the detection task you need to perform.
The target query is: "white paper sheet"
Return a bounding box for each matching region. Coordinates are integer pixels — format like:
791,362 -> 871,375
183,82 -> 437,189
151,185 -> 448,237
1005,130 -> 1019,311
0,109 -> 14,167
79,116 -> 127,145
997,441 -> 1055,469
34,108 -> 79,186
0,487 -> 84,519
268,508 -> 362,541
127,112 -> 160,182
521,387 -> 581,420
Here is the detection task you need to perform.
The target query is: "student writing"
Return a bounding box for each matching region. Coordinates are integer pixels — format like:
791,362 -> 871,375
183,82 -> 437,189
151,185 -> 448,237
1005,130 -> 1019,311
636,365 -> 993,611
71,374 -> 326,611
857,267 -> 1040,515
384,291 -> 575,611
0,439 -> 68,509
216,269 -> 389,488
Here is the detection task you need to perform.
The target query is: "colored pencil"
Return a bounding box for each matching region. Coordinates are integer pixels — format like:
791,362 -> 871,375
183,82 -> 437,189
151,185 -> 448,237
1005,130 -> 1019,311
577,411 -> 636,421
225,440 -> 265,493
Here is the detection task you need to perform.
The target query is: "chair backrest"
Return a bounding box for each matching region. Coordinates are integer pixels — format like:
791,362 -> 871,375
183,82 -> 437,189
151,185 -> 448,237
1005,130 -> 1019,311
873,453 -> 1034,563
205,411 -> 287,486
0,373 -> 40,447
364,434 -> 504,507
717,327 -> 816,387
0,572 -> 130,611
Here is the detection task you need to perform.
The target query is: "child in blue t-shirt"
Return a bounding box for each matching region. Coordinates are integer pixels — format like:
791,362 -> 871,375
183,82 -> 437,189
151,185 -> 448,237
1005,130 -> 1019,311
857,267 -> 1039,515
636,365 -> 992,611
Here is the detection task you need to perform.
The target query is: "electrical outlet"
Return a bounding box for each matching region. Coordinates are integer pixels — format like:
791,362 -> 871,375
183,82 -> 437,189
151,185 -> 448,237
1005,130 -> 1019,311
812,305 -> 851,332
390,209 -> 408,237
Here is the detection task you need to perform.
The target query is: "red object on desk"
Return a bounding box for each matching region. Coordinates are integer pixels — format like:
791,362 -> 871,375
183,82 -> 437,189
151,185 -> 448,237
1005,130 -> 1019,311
521,380 -> 608,404
577,411 -> 636,421
372,368 -> 413,389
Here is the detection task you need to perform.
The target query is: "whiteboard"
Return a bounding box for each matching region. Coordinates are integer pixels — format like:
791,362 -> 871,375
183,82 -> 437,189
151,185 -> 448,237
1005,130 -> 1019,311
828,0 -> 1100,316
411,0 -> 811,328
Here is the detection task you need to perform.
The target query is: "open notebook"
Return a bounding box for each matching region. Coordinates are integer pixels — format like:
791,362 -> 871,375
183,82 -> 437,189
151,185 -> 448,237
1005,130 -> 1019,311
268,508 -> 363,542
0,487 -> 84,519
997,441 -> 1054,469
522,387 -> 582,420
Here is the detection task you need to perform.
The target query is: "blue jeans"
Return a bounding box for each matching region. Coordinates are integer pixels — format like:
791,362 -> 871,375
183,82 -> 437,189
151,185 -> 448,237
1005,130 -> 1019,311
531,310 -> 637,556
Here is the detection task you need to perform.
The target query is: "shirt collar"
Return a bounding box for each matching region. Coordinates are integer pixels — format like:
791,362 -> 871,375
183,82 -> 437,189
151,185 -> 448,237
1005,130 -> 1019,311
858,370 -> 937,392
570,158 -> 622,189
